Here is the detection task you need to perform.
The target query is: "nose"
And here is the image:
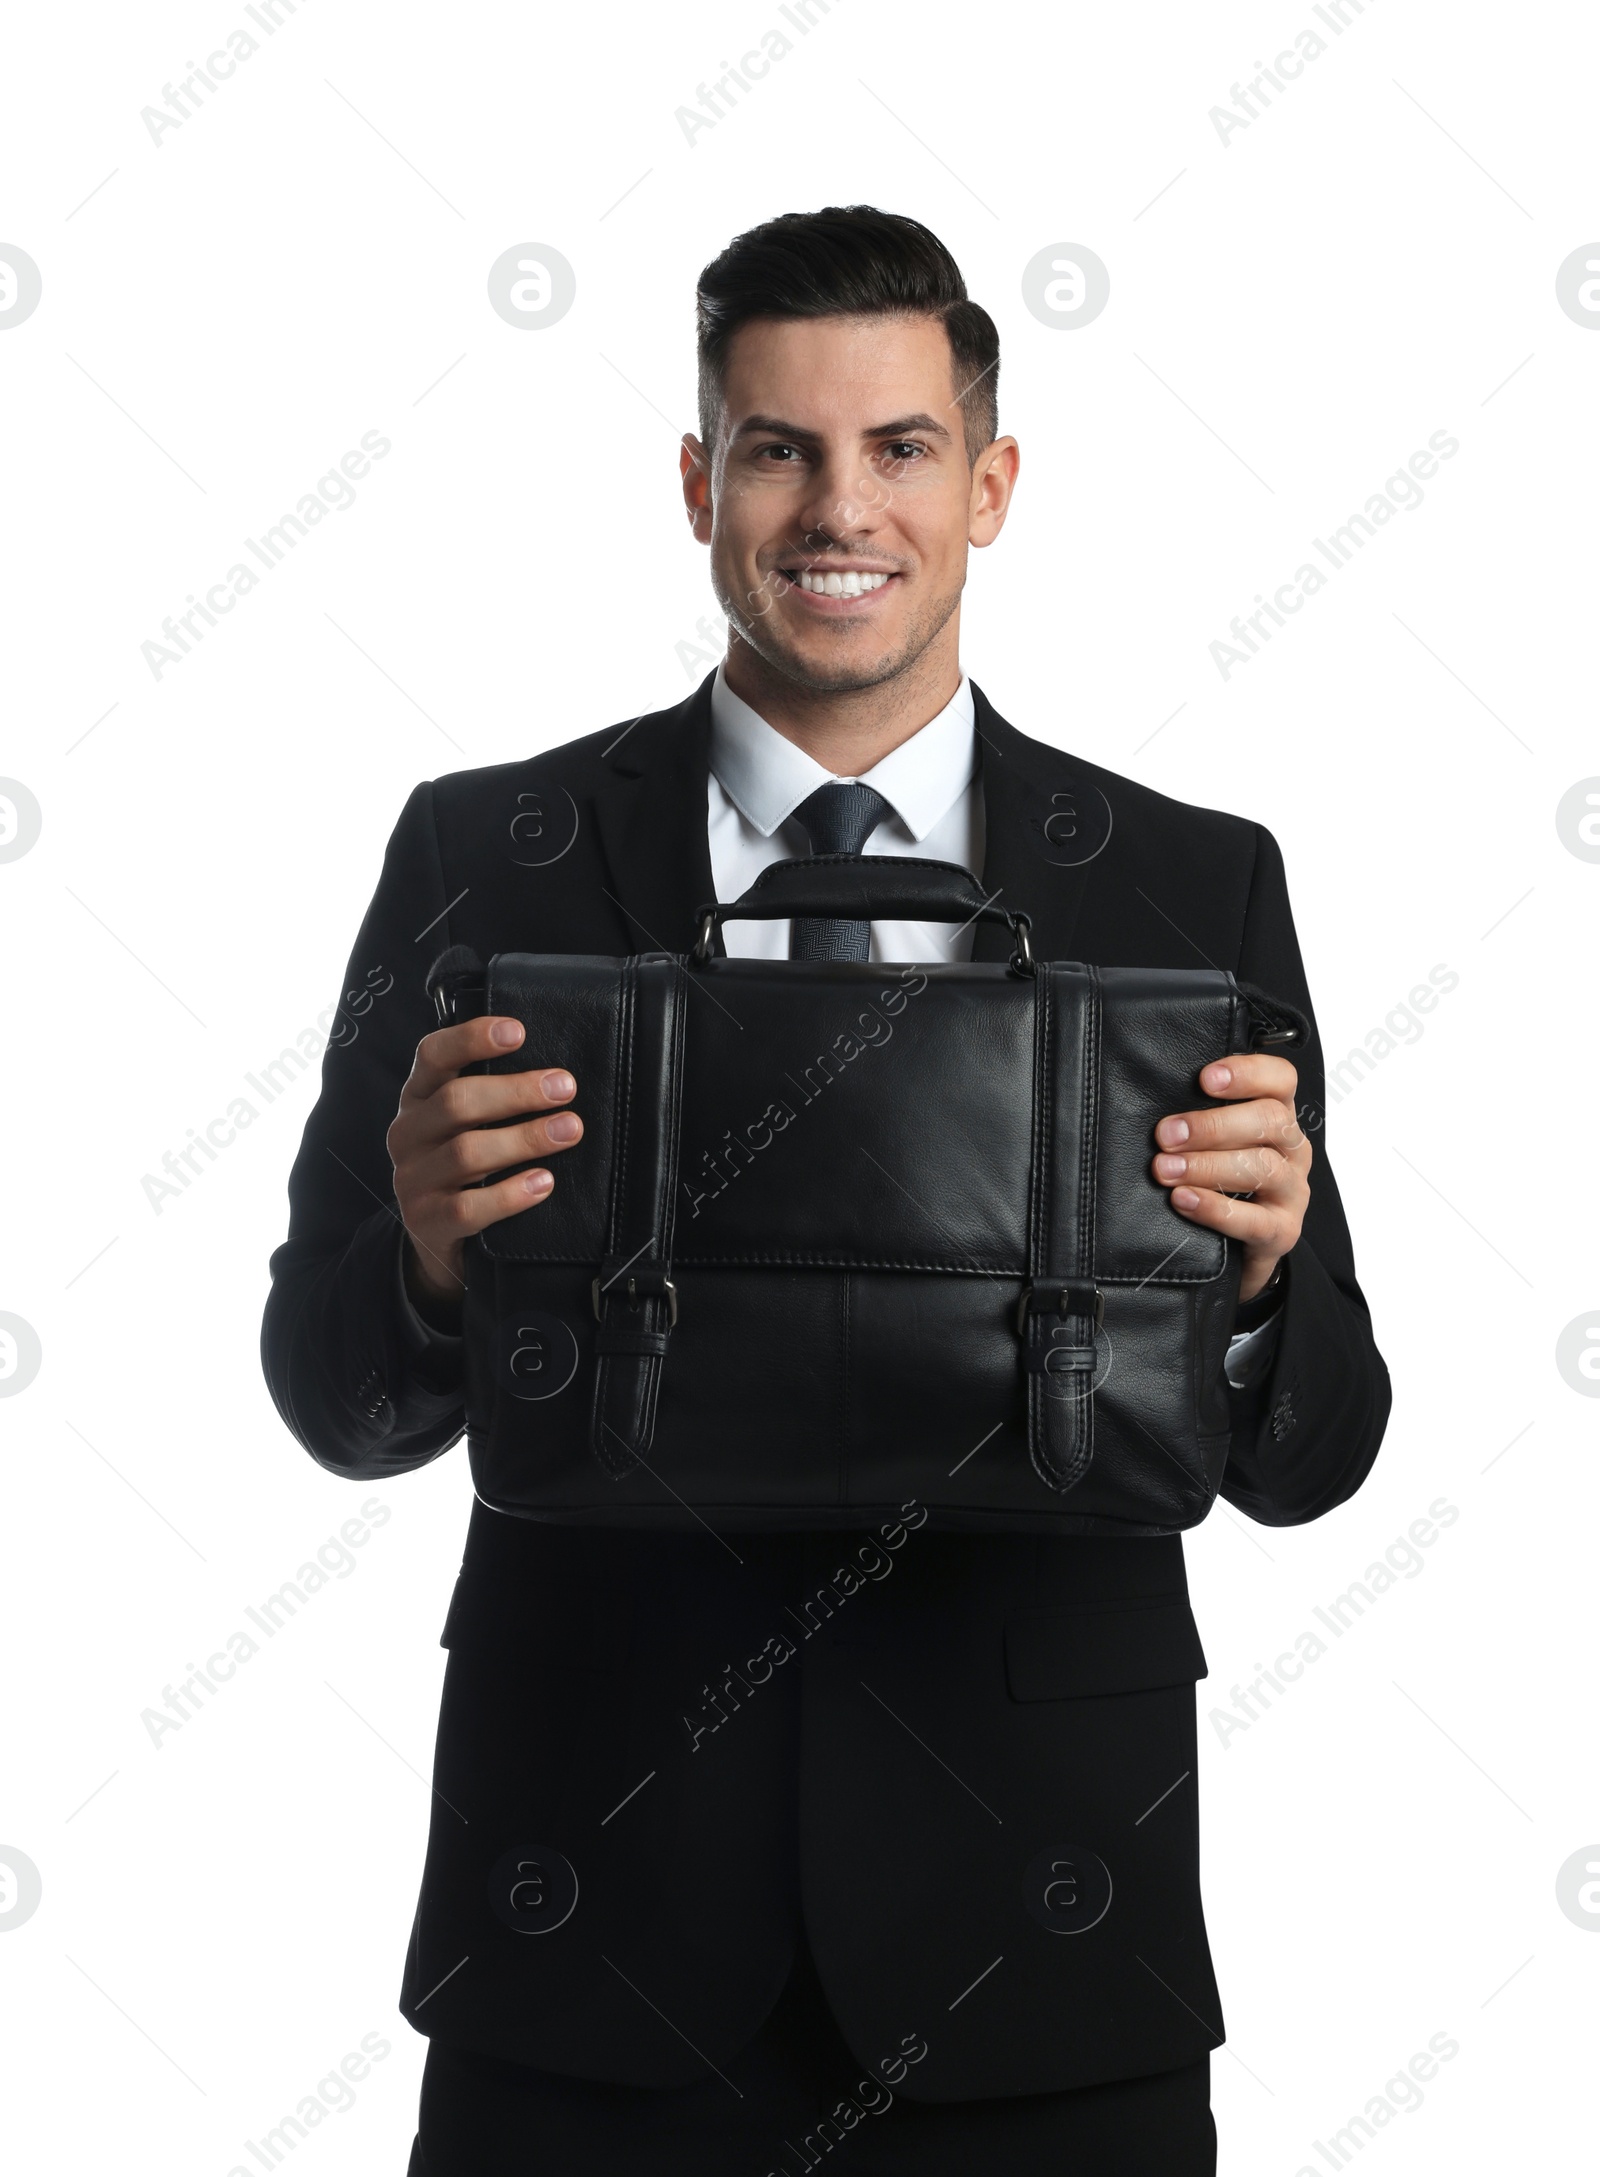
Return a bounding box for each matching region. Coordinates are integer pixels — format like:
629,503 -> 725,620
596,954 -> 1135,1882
794,445 -> 887,551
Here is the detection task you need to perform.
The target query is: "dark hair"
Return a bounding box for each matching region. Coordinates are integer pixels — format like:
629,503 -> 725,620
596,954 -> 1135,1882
696,205 -> 999,463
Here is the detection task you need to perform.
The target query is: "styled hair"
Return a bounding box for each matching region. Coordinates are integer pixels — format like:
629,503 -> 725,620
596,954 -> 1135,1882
695,205 -> 999,463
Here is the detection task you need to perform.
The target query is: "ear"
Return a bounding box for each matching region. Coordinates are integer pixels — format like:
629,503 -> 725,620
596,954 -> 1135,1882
968,435 -> 1021,549
680,434 -> 713,544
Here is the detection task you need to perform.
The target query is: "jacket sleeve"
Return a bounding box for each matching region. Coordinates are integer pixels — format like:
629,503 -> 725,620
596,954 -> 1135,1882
1219,823 -> 1392,1524
260,781 -> 467,1480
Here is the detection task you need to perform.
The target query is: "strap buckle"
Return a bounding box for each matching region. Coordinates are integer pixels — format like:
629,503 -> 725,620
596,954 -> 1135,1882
1016,1281 -> 1103,1338
592,1269 -> 678,1328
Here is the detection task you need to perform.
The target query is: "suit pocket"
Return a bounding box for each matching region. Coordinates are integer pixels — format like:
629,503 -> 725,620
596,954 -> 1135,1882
1004,1598 -> 1207,1702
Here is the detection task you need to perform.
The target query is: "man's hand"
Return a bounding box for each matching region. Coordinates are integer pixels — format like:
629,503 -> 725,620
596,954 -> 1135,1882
1151,1052 -> 1310,1304
387,1017 -> 582,1317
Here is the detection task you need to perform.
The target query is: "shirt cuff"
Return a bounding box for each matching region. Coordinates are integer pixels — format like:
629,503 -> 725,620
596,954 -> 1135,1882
1225,1306 -> 1284,1391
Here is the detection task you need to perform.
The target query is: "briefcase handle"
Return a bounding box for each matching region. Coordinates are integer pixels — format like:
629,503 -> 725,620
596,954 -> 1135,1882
691,854 -> 1034,972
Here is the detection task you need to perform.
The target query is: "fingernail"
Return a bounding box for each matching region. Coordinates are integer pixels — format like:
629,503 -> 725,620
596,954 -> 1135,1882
546,1112 -> 581,1143
540,1070 -> 575,1100
1209,1065 -> 1231,1089
1156,1155 -> 1187,1178
491,1019 -> 524,1048
524,1169 -> 552,1195
1173,1187 -> 1200,1211
1160,1119 -> 1189,1145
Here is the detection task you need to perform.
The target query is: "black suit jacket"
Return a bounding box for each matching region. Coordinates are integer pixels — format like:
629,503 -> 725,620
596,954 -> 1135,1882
261,676 -> 1389,2101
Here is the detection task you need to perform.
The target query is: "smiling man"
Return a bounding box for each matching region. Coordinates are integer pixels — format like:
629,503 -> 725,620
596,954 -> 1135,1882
263,205 -> 1389,2176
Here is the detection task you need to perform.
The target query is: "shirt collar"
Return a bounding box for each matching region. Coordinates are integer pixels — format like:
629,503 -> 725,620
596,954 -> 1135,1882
708,663 -> 976,843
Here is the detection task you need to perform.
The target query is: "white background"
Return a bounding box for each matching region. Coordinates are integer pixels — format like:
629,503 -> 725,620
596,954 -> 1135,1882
2,2 -> 1596,2170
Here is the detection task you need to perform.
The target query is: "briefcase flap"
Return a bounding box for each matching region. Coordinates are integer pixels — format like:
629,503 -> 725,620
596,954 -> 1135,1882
475,954 -> 1243,1288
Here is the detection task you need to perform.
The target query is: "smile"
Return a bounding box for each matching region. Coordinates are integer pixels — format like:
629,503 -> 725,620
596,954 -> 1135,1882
776,565 -> 899,603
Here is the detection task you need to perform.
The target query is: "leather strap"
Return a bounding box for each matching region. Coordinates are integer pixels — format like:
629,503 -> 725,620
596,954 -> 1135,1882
691,854 -> 1032,967
590,954 -> 685,1478
1022,963 -> 1101,1492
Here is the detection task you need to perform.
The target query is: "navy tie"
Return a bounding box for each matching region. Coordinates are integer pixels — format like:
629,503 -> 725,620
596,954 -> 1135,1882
788,780 -> 891,961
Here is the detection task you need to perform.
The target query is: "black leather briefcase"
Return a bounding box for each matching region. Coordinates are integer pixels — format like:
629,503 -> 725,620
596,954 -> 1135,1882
427,857 -> 1306,1536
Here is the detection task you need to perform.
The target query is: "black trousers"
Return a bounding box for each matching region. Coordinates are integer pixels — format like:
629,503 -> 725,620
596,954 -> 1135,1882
408,1929 -> 1215,2176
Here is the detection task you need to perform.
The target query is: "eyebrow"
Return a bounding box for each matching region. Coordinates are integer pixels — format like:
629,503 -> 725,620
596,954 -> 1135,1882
730,411 -> 954,446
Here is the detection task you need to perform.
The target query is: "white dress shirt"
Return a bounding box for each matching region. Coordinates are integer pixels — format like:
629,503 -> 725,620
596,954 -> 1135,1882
707,663 -> 984,961
701,661 -> 1283,1386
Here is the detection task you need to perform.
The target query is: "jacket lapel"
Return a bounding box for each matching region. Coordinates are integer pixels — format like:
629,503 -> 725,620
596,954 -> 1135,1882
969,683 -> 1104,966
591,676 -> 719,957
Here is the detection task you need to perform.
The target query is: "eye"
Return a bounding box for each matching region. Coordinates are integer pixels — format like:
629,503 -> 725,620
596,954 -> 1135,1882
757,442 -> 804,463
881,440 -> 927,465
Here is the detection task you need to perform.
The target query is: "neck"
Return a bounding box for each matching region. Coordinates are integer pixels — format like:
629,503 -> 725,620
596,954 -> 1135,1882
722,622 -> 962,776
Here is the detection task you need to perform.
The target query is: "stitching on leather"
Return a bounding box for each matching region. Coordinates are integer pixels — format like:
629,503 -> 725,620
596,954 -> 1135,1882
647,960 -> 689,1451
838,1270 -> 851,1506
747,852 -> 984,889
592,958 -> 637,1476
1069,966 -> 1103,1486
1026,966 -> 1052,1489
485,1245 -> 1228,1281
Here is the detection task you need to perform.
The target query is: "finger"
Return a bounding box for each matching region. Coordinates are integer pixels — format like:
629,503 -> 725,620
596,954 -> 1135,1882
1155,1096 -> 1307,1157
1167,1185 -> 1285,1247
406,1017 -> 553,1101
415,1109 -> 585,1191
1152,1145 -> 1291,1197
420,1067 -> 580,1138
430,1161 -> 561,1239
1195,1052 -> 1299,1104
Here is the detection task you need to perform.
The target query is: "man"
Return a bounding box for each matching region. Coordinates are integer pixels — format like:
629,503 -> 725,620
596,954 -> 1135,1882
263,205 -> 1389,2174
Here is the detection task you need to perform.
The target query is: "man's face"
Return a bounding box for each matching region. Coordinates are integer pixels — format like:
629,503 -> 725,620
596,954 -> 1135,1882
681,314 -> 1017,693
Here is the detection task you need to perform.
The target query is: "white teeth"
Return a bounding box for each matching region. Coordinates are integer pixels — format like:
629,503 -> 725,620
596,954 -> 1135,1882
795,569 -> 890,595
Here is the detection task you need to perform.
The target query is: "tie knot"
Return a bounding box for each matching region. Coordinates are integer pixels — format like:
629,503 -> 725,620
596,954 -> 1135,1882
792,779 -> 891,859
